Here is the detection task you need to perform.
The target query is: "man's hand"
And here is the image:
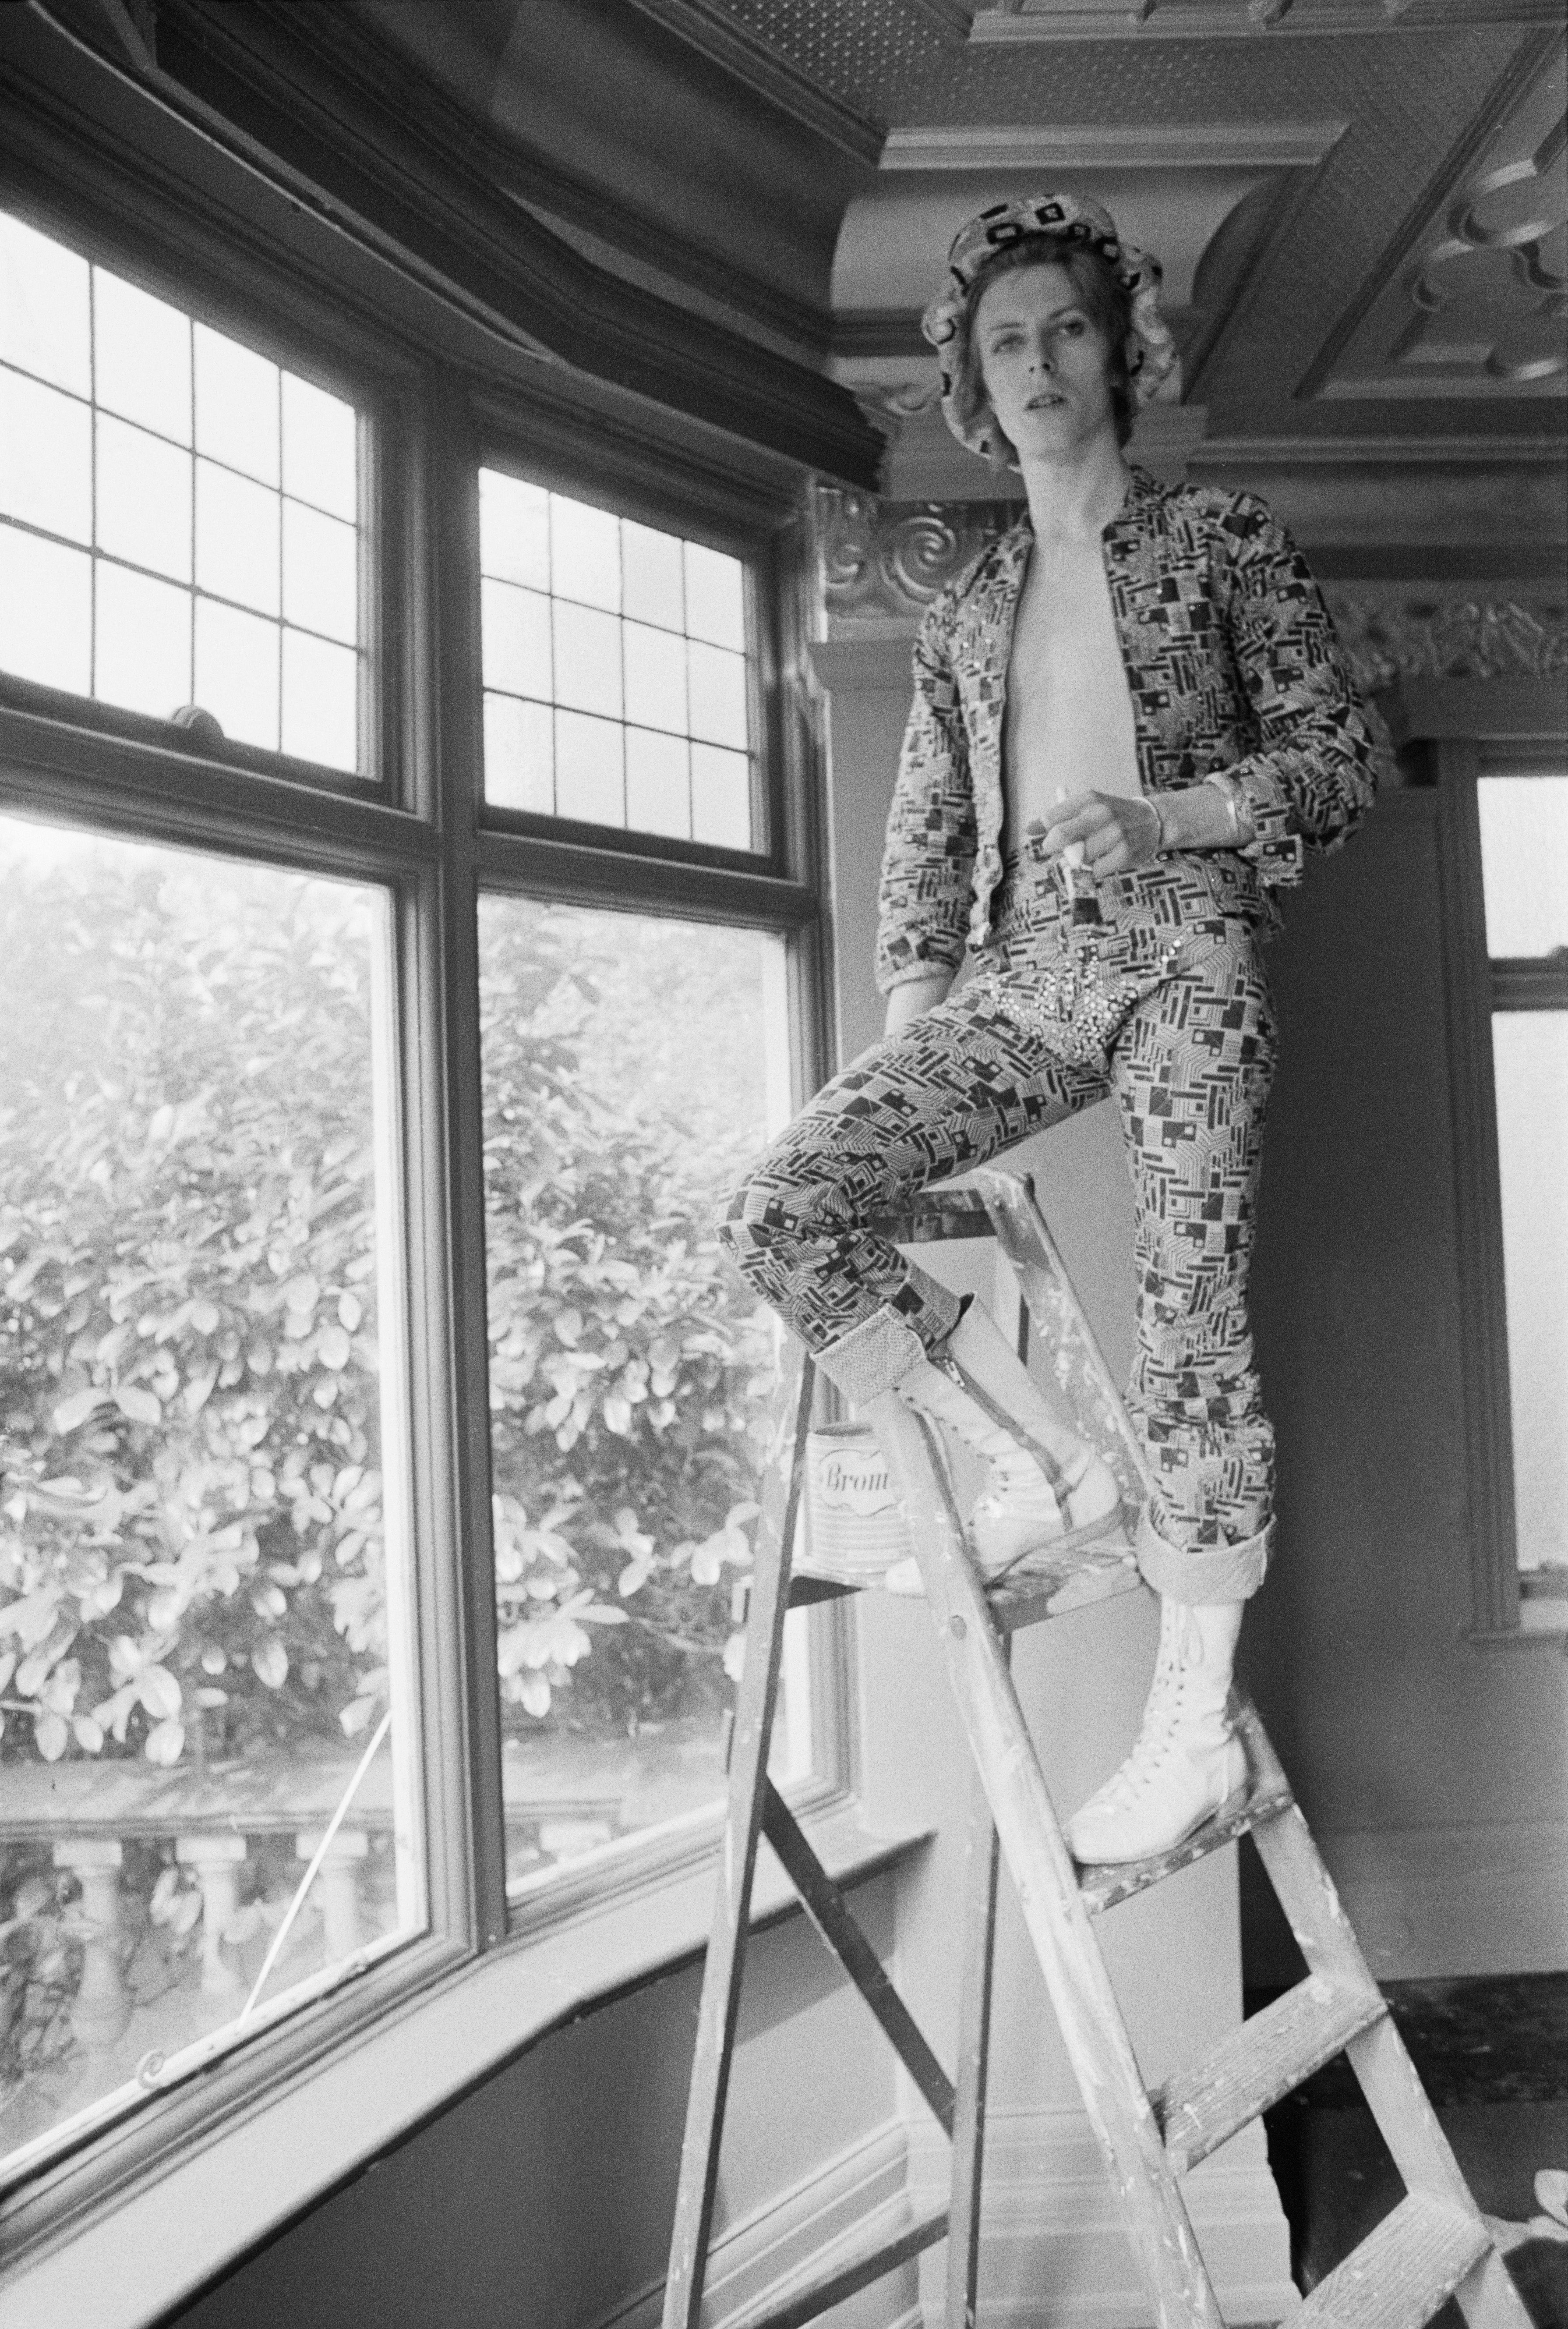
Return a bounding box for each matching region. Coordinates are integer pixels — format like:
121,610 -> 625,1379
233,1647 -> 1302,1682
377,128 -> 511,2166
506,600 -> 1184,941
1030,790 -> 1163,877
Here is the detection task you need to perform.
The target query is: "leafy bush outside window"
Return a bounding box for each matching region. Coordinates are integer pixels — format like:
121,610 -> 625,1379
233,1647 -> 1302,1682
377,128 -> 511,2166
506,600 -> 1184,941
0,816 -> 420,2173
477,895 -> 803,1891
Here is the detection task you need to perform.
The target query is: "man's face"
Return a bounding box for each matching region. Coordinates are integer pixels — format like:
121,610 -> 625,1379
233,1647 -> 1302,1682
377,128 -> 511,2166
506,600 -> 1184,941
974,262 -> 1118,463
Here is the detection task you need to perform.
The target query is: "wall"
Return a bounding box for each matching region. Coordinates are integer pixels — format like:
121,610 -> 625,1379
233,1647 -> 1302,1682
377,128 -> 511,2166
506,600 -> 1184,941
1243,783 -> 1568,1982
167,1882 -> 915,2329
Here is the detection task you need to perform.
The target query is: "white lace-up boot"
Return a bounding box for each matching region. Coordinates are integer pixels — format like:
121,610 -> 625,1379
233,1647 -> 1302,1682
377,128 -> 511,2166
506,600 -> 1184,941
1066,1597 -> 1247,1864
885,1300 -> 1122,1588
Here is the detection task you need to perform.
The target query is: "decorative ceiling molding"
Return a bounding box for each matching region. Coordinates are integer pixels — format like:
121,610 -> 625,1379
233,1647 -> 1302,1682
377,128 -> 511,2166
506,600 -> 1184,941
864,398 -> 1209,501
1326,590 -> 1567,686
622,0 -> 885,164
1305,38 -> 1566,401
831,168 -> 1276,315
879,121 -> 1348,171
847,375 -> 946,439
1190,433 -> 1568,464
816,488 -> 1017,624
815,489 -> 1567,676
967,0 -> 1563,39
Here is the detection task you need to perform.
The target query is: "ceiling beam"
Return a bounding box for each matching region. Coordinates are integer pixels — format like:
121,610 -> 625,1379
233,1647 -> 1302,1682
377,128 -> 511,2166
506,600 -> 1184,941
966,0 -> 1561,38
23,0 -> 885,486
622,0 -> 886,165
879,121 -> 1348,171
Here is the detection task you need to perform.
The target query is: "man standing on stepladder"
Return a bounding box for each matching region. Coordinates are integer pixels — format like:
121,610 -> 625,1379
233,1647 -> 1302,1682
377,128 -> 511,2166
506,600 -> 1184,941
720,193 -> 1379,1865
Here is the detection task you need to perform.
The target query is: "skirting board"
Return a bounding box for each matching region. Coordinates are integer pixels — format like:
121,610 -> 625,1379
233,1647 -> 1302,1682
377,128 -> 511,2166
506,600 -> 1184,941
1319,1821 -> 1568,1980
907,2109 -> 1298,2326
599,2119 -> 923,2329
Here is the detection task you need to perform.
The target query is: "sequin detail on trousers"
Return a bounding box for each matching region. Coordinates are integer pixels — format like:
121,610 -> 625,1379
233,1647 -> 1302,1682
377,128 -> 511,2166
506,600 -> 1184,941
720,863 -> 1278,1560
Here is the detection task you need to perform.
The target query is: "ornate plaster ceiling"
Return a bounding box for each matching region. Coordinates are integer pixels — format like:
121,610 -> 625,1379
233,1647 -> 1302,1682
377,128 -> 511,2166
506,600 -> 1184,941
346,0 -> 1564,530
622,1 -> 1565,457
1304,43 -> 1566,400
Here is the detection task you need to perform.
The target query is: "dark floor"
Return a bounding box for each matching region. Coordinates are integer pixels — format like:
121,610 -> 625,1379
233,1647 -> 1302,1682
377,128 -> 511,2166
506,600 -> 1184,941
1247,1972 -> 1568,2326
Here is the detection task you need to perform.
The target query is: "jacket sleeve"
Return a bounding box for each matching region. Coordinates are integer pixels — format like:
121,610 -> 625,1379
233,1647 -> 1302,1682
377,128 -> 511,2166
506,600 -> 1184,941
874,606 -> 978,995
1216,496 -> 1381,888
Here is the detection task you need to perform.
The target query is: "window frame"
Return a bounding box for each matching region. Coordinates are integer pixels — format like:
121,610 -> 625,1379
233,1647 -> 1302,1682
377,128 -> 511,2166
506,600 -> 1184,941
0,144 -> 856,2286
460,418 -> 855,1933
1434,729 -> 1568,1642
0,182 -> 412,800
471,413 -> 813,886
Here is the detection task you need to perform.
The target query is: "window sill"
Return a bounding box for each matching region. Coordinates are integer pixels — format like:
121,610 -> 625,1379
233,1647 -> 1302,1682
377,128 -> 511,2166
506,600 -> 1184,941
0,1797 -> 932,2329
1464,1613 -> 1568,1649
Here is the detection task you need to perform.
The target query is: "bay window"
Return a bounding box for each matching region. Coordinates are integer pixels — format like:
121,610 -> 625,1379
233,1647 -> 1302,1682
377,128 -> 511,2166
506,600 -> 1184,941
0,176 -> 833,2260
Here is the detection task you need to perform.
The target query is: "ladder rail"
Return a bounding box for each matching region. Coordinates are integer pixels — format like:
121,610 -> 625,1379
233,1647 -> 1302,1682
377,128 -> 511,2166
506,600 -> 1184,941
660,1356 -> 816,2329
760,1781 -> 955,2135
946,1766 -> 1001,2329
659,1171 -> 1529,2328
865,1391 -> 1227,2329
973,1167 -> 1158,1506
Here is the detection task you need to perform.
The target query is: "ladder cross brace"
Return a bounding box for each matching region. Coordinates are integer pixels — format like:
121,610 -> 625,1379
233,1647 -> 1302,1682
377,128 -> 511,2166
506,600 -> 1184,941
761,1780 -> 955,2135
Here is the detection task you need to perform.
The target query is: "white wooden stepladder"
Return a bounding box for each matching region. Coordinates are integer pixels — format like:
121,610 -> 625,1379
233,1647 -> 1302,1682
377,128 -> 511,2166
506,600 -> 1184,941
661,1167 -> 1532,2329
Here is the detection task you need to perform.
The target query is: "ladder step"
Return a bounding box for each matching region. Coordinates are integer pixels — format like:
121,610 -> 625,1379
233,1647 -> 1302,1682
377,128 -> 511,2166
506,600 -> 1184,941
1077,1763 -> 1294,1915
984,1540 -> 1142,1629
1299,2193 -> 1492,2328
1156,1975 -> 1388,2172
789,1544 -> 1142,1629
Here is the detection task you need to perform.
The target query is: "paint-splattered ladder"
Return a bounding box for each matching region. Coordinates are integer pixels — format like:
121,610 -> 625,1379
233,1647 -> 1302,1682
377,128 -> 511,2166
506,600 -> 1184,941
660,1168 -> 1529,2329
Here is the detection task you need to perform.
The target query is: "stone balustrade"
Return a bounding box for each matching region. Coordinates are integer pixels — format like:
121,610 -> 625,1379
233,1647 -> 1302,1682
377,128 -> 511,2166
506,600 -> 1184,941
0,1742 -> 671,2039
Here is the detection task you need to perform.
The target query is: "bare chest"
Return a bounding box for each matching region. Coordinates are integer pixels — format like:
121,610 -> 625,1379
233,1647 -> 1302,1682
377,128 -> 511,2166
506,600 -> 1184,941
1001,538 -> 1141,832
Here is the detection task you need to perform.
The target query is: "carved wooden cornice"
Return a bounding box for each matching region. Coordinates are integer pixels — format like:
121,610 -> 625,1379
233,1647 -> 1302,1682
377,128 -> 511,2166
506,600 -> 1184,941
1328,593 -> 1568,688
815,489 -> 1568,687
818,490 -> 1021,622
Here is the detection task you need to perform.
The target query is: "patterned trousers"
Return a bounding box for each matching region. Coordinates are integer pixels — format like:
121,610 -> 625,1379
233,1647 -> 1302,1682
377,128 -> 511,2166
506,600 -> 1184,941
720,852 -> 1279,1600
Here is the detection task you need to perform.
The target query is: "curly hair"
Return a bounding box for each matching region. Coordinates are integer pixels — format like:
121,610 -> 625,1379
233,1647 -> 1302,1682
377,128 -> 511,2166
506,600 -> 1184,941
950,239 -> 1137,461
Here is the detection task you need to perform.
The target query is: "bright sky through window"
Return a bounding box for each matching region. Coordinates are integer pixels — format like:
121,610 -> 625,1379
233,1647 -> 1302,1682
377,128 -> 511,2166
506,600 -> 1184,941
478,470 -> 755,851
1478,772 -> 1568,1581
0,211 -> 363,772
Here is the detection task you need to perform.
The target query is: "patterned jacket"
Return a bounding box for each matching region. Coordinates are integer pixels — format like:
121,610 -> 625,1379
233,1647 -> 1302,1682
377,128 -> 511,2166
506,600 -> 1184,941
876,467 -> 1380,992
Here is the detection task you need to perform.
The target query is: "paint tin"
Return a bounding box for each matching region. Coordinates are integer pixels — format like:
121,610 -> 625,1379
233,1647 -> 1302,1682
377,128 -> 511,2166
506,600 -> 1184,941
800,1424 -> 913,1581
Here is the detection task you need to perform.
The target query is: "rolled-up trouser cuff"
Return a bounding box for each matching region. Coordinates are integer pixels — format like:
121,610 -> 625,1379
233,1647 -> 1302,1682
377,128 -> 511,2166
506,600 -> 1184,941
816,1298 -> 955,1409
1136,1506 -> 1273,1604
